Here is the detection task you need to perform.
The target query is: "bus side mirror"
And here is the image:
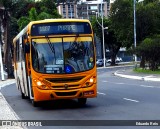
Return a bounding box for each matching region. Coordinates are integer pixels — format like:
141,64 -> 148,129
25,42 -> 30,53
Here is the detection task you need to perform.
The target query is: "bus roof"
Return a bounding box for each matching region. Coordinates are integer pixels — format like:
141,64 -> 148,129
29,19 -> 90,24
13,19 -> 91,43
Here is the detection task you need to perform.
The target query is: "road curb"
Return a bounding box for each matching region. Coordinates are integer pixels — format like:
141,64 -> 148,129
143,77 -> 160,82
114,71 -> 160,82
114,72 -> 142,80
97,65 -> 134,69
0,79 -> 16,89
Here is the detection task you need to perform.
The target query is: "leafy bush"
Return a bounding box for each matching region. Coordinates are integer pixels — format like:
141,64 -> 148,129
136,35 -> 160,71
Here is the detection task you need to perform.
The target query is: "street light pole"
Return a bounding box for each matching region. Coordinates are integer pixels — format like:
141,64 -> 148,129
133,0 -> 137,62
0,44 -> 5,81
95,1 -> 107,67
0,7 -> 5,81
101,0 -> 105,67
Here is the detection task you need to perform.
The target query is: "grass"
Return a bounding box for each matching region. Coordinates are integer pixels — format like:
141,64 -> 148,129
133,68 -> 160,74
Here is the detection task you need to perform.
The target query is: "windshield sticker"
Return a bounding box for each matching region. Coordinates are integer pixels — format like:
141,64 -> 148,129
65,65 -> 72,73
90,57 -> 93,62
89,63 -> 92,68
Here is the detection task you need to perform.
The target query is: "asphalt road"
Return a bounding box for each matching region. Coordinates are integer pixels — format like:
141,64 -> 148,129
1,66 -> 160,129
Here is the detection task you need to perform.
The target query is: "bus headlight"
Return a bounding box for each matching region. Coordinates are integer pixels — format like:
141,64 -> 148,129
37,81 -> 42,86
90,78 -> 94,83
82,76 -> 95,88
33,79 -> 50,90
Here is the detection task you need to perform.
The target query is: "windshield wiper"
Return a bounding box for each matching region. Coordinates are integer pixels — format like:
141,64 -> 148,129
45,36 -> 55,55
45,36 -> 56,63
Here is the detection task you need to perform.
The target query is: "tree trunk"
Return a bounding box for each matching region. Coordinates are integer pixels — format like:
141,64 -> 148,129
110,53 -> 116,66
110,45 -> 121,66
3,15 -> 14,78
150,60 -> 156,71
140,55 -> 145,69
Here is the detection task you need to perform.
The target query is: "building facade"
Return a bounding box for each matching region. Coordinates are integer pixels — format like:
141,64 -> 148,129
77,0 -> 109,19
57,0 -> 110,19
57,2 -> 78,18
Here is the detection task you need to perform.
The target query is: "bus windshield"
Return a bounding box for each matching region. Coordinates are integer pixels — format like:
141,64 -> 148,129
31,37 -> 95,74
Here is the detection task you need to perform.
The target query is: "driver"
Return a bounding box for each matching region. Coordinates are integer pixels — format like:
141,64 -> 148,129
70,41 -> 85,59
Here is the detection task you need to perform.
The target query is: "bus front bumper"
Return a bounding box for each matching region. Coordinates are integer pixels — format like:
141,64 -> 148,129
33,84 -> 97,102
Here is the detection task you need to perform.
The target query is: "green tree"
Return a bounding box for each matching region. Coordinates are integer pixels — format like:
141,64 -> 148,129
91,16 -> 122,65
0,0 -> 36,78
0,0 -> 15,77
109,0 -> 133,48
136,1 -> 160,42
136,0 -> 160,68
91,0 -> 131,65
143,0 -> 159,5
18,0 -> 62,30
136,35 -> 160,71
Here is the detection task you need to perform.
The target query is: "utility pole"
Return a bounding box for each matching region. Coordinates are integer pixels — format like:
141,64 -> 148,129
134,0 -> 137,62
0,8 -> 5,80
101,0 -> 105,67
0,43 -> 5,81
95,0 -> 108,67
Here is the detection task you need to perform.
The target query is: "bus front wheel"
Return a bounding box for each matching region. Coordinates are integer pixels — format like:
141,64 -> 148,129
31,99 -> 40,107
78,98 -> 87,106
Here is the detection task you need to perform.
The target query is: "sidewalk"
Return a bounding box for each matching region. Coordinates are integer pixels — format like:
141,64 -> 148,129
0,79 -> 24,129
0,79 -> 16,89
114,69 -> 160,82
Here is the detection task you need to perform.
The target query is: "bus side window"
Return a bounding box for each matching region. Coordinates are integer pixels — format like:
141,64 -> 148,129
23,34 -> 30,53
25,42 -> 30,53
16,40 -> 19,62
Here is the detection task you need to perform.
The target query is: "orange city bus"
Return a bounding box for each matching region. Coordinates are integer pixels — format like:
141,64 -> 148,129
13,19 -> 97,107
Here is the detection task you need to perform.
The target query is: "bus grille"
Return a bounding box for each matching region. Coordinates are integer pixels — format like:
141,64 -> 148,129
52,85 -> 80,90
45,76 -> 84,83
55,91 -> 77,96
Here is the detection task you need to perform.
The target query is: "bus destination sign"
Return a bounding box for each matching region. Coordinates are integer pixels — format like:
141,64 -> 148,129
31,22 -> 92,36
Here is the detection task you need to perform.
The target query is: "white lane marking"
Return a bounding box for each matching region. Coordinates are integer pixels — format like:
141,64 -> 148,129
107,81 -> 136,86
115,83 -> 125,85
97,92 -> 106,95
123,98 -> 139,103
106,81 -> 160,88
102,80 -> 108,82
140,85 -> 154,88
145,75 -> 154,78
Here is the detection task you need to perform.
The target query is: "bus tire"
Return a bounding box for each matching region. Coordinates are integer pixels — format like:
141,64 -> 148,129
18,79 -> 27,99
21,92 -> 26,99
31,99 -> 39,107
78,98 -> 87,106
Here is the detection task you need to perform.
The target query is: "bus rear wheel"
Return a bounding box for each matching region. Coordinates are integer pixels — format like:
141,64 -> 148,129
18,80 -> 27,99
21,92 -> 26,99
78,98 -> 87,106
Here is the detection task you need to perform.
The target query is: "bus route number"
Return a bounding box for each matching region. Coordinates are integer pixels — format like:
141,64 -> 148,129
39,26 -> 50,33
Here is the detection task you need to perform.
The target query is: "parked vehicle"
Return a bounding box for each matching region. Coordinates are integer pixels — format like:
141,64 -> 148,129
96,59 -> 103,67
106,57 -> 122,63
116,57 -> 122,62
